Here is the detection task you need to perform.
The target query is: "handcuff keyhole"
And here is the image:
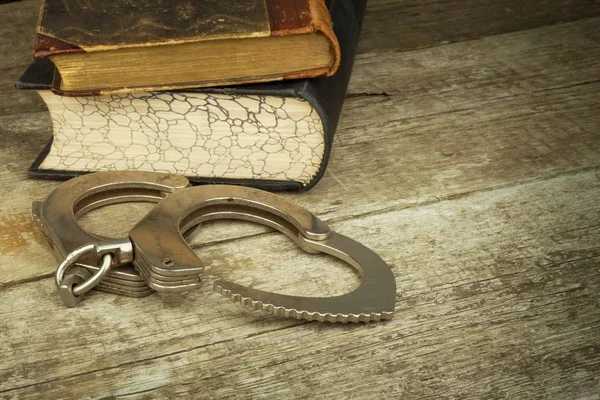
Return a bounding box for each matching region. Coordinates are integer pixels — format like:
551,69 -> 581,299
161,258 -> 175,267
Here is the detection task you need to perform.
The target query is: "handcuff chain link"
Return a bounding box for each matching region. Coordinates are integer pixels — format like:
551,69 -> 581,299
55,238 -> 134,306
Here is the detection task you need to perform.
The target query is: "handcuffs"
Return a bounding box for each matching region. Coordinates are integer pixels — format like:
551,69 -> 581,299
32,171 -> 396,323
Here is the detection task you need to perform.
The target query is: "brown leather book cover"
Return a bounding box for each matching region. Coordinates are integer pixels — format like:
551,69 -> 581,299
33,0 -> 340,94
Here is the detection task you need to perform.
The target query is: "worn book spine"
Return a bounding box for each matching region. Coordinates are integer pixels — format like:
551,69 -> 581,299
18,0 -> 367,191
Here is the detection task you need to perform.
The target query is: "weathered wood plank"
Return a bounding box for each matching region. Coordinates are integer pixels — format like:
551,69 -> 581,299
1,1 -> 599,398
358,0 -> 600,54
346,16 -> 600,139
1,170 -> 598,398
4,0 -> 600,76
0,1 -> 37,71
2,17 -> 600,286
2,81 -> 598,285
0,112 -> 51,181
4,15 -> 599,175
0,0 -> 44,116
3,0 -> 600,117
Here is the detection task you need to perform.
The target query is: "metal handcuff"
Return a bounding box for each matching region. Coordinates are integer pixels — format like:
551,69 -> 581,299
32,171 -> 396,323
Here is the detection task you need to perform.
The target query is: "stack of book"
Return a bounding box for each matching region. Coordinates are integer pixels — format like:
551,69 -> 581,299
17,0 -> 367,190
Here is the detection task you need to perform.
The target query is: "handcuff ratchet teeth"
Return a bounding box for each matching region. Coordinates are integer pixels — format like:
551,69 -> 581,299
33,172 -> 396,323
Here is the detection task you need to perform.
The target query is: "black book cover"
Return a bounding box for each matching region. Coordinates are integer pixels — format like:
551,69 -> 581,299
17,0 -> 367,191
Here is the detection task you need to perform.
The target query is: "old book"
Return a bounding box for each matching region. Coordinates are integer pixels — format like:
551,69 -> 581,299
34,0 -> 341,95
18,0 -> 366,191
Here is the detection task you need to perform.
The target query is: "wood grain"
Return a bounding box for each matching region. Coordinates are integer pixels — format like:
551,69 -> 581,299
2,17 -> 599,286
0,0 -> 45,116
358,0 -> 600,54
1,170 -> 598,398
1,0 -> 600,398
4,0 -> 600,116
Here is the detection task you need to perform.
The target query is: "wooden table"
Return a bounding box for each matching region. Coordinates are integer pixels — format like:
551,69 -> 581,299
1,1 -> 599,398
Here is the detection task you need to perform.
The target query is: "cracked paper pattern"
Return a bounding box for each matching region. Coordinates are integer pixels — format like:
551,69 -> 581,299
39,91 -> 325,184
